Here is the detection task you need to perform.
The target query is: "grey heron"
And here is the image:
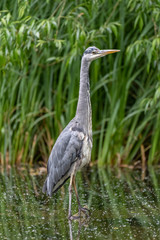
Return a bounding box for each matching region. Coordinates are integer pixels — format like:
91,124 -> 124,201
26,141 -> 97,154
42,46 -> 120,219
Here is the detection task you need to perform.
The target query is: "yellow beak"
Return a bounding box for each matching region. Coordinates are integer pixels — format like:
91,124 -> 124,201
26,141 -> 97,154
99,49 -> 120,56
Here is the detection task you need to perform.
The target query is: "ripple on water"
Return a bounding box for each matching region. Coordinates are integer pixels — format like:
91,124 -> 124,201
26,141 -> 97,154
0,167 -> 160,239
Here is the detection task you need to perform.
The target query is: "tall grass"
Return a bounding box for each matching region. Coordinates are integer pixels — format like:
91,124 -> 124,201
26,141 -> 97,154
0,0 -> 160,166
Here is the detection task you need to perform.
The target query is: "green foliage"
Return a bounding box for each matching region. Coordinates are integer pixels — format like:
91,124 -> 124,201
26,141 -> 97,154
0,0 -> 160,165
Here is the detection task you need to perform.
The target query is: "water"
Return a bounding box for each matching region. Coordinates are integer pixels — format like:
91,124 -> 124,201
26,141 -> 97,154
0,166 -> 160,239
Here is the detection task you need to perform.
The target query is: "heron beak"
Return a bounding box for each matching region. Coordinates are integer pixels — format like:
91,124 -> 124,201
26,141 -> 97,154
99,49 -> 120,56
91,49 -> 120,61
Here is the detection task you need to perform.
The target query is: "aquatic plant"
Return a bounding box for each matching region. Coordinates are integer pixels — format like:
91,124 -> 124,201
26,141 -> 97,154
0,167 -> 160,238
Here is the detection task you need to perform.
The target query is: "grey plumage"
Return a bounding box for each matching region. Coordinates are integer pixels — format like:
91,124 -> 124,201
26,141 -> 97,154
42,118 -> 84,196
42,46 -> 120,219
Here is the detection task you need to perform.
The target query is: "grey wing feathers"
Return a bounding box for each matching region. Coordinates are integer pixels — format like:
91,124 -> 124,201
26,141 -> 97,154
42,121 -> 84,196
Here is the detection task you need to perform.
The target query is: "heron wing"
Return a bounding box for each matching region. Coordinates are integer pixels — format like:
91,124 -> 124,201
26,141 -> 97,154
42,121 -> 84,196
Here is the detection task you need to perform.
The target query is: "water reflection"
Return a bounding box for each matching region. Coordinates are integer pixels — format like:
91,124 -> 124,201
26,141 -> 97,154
0,166 -> 160,239
69,219 -> 79,240
69,214 -> 90,240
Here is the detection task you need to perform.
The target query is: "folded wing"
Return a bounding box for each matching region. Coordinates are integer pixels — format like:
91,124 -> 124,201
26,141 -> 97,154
42,121 -> 84,196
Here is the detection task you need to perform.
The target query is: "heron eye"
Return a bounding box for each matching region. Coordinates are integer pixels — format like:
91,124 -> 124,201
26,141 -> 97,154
92,50 -> 97,54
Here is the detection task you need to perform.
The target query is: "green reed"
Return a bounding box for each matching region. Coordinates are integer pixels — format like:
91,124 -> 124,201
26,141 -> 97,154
0,0 -> 160,165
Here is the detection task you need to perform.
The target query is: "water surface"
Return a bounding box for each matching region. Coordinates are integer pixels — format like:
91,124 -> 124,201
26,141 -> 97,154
0,167 -> 160,239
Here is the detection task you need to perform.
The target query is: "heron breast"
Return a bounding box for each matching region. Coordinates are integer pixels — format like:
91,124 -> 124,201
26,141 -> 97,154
80,136 -> 92,169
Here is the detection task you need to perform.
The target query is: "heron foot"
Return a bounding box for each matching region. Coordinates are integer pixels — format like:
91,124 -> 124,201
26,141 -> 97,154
79,206 -> 90,217
68,206 -> 90,220
68,214 -> 80,220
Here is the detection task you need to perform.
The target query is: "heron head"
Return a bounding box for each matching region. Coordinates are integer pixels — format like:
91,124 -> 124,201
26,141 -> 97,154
83,46 -> 120,62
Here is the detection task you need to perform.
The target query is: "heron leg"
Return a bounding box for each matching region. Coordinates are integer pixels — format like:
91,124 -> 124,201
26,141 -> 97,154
68,173 -> 74,220
73,176 -> 81,207
73,176 -> 90,218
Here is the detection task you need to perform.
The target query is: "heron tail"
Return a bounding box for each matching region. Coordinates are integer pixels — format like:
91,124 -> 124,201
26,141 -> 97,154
42,177 -> 53,196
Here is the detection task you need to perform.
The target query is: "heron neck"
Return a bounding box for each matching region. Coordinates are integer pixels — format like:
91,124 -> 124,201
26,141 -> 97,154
76,58 -> 92,134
